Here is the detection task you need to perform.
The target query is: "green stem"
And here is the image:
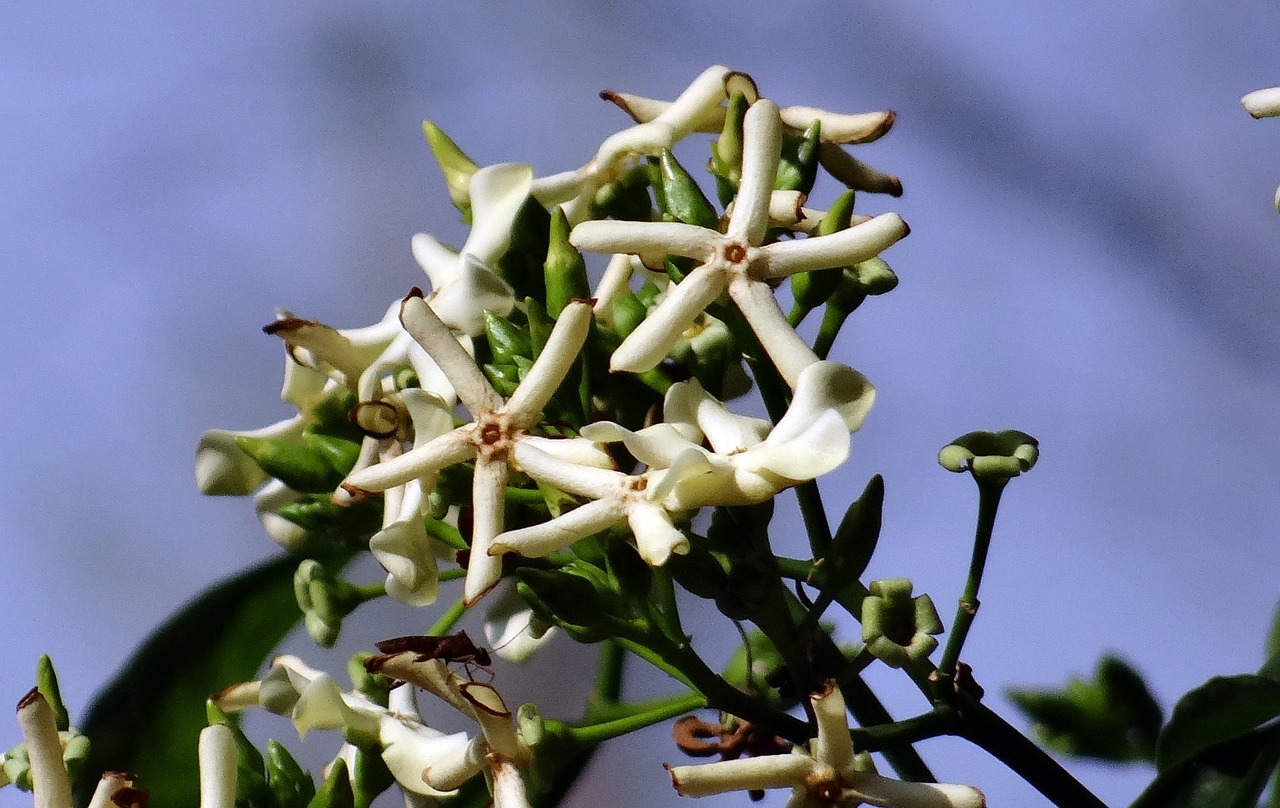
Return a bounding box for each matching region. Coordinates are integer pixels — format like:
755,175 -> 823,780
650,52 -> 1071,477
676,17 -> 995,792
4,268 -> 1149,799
566,692 -> 707,746
812,303 -> 851,360
350,583 -> 387,603
588,640 -> 626,714
938,479 -> 1006,679
849,706 -> 959,751
951,692 -> 1108,808
794,481 -> 833,558
426,598 -> 468,635
650,567 -> 686,643
838,674 -> 937,783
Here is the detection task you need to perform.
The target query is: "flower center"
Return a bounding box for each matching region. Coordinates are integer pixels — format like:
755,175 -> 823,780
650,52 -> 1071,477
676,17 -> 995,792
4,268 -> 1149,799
473,414 -> 517,461
722,242 -> 748,264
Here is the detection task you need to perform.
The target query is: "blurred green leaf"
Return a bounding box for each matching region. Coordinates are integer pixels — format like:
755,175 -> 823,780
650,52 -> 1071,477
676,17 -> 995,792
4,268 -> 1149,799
1156,673 -> 1280,772
75,552 -> 342,807
1131,723 -> 1280,808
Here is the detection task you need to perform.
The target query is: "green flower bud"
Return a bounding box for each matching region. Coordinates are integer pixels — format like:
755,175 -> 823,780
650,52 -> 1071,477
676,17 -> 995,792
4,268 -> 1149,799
815,474 -> 884,588
611,291 -> 648,339
349,747 -> 393,808
791,191 -> 855,316
294,560 -> 367,648
861,578 -> 943,669
544,207 -> 591,318
710,90 -> 750,206
35,656 -> 69,733
233,436 -> 341,494
483,362 -> 523,398
939,430 -> 1039,480
589,165 -> 653,222
774,120 -> 821,195
307,756 -> 354,808
656,149 -> 719,229
421,120 -> 479,217
494,198 -> 550,302
267,740 -> 316,808
484,310 -> 533,365
301,433 -> 361,477
308,388 -> 362,442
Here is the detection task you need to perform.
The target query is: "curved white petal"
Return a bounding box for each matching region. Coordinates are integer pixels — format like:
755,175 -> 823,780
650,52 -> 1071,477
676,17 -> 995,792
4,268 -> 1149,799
411,232 -> 461,289
429,254 -> 516,337
779,360 -> 876,434
196,417 -> 303,496
579,421 -> 701,469
626,501 -> 690,566
462,163 -> 535,267
378,717 -> 461,798
611,262 -> 732,373
504,301 -> 592,421
668,755 -> 813,797
757,212 -> 908,279
848,773 -> 987,808
519,435 -> 615,470
746,409 -> 849,483
370,490 -> 439,607
728,99 -> 782,246
483,581 -> 556,664
512,441 -> 624,499
341,428 -> 475,495
664,380 -> 769,454
422,734 -> 488,792
726,277 -> 820,388
490,498 -> 625,558
254,479 -> 309,551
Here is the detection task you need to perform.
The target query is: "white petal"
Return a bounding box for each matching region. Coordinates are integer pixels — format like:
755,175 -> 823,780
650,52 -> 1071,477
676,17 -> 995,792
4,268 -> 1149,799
653,65 -> 733,136
491,758 -> 532,808
254,480 -> 309,551
781,360 -> 876,434
465,457 -> 508,605
512,441 -> 625,499
342,428 -> 475,496
198,725 -> 237,808
849,773 -> 987,808
196,418 -> 303,495
422,734 -> 488,792
400,295 -> 503,415
746,409 -> 849,483
429,254 -> 516,337
756,212 -> 908,279
612,262 -> 732,373
462,163 -> 535,266
290,675 -> 357,738
483,581 -> 556,664
411,233 -> 461,289
593,253 -> 641,324
490,498 -> 625,558
378,716 -> 460,798
279,355 -> 334,413
594,121 -> 676,171
810,683 -> 855,772
778,106 -> 895,145
626,501 -> 690,566
400,388 -> 456,448
570,220 -> 717,266
1243,87 -> 1280,119
727,277 -> 820,388
504,301 -> 592,422
579,421 -> 701,469
370,496 -> 439,607
668,755 -> 814,797
647,447 -> 714,503
664,380 -> 769,454
519,435 -> 615,470
728,99 -> 782,246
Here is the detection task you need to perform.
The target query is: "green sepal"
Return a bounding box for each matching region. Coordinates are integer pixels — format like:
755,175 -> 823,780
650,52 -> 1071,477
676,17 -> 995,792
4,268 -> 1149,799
422,120 -> 479,219
791,190 -> 854,316
274,496 -> 380,535
349,746 -> 393,808
36,655 -> 70,733
484,310 -> 532,365
544,207 -> 591,318
665,547 -> 731,601
939,430 -> 1039,479
516,568 -> 609,642
709,90 -> 749,206
483,363 -> 522,398
816,475 -> 884,589
1156,672 -> 1280,772
656,149 -> 718,229
301,433 -> 361,477
1007,654 -> 1162,763
307,756 -> 354,808
234,436 -> 342,494
494,198 -> 550,302
525,296 -> 553,359
612,292 -> 648,339
589,165 -> 653,222
266,740 -> 316,808
774,121 -> 821,194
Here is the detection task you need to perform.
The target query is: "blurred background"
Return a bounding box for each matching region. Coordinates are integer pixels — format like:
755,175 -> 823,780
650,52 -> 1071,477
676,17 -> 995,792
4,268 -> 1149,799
5,1 -> 1280,805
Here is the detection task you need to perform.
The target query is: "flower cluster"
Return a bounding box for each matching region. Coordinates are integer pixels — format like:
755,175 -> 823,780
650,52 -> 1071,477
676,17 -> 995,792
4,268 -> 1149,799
183,65 -> 991,808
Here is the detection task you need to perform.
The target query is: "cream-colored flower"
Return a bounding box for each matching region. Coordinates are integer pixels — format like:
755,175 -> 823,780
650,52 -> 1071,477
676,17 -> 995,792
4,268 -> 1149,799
341,296 -> 608,604
570,99 -> 906,407
668,682 -> 985,808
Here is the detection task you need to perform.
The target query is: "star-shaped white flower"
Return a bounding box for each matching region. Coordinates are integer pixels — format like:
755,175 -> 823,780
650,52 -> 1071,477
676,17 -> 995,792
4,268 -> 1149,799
341,294 -> 608,604
569,98 -> 907,410
411,163 -> 531,336
530,65 -> 734,224
490,439 -> 712,567
667,682 -> 985,808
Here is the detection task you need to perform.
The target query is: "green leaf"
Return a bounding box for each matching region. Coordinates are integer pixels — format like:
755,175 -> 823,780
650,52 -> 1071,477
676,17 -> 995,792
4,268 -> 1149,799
75,553 -> 341,808
1157,673 -> 1280,772
1131,723 -> 1280,808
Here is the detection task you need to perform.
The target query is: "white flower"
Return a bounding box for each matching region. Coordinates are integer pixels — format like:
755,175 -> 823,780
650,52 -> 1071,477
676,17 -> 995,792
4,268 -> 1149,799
570,98 -> 907,405
14,690 -> 72,808
367,390 -> 456,606
490,440 -> 711,566
198,725 -> 237,808
530,66 -> 734,224
1242,86 -> 1280,212
482,580 -> 557,663
667,682 -> 985,808
341,295 -> 608,604
411,163 -> 531,336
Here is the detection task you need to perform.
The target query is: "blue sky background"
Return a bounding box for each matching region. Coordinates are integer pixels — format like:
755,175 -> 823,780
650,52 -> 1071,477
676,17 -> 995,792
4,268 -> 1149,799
5,2 -> 1280,806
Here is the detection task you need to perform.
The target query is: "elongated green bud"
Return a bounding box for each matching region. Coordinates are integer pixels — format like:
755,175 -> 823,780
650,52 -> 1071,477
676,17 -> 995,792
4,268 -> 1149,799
544,208 -> 591,318
484,310 -> 532,365
791,190 -> 855,317
710,90 -> 750,206
267,740 -> 316,808
35,656 -> 69,733
657,150 -> 718,229
775,120 -> 821,194
306,757 -> 353,808
301,433 -> 361,477
233,436 -> 341,494
422,121 -> 478,216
